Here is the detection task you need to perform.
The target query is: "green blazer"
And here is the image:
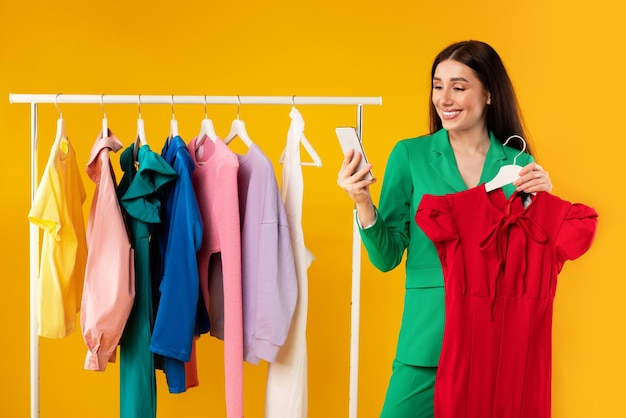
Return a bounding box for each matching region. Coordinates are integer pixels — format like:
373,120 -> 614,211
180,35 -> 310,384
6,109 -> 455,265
360,129 -> 533,366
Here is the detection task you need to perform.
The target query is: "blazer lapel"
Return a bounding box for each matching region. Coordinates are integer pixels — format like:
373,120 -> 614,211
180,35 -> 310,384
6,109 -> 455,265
479,131 -> 509,184
428,129 -> 467,192
481,132 -> 522,197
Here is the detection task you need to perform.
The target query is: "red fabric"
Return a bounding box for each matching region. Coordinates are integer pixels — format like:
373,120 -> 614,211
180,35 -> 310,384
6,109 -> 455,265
184,339 -> 199,390
415,186 -> 598,418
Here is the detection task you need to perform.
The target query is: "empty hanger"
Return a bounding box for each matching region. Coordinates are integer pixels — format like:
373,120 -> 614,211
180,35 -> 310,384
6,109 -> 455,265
133,95 -> 147,162
100,94 -> 108,137
298,133 -> 322,167
224,95 -> 253,147
196,95 -> 218,146
54,93 -> 67,144
280,98 -> 322,167
168,94 -> 179,143
484,135 -> 527,192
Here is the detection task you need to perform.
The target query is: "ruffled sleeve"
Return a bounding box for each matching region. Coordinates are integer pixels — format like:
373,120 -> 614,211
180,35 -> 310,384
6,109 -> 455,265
415,193 -> 458,244
555,203 -> 599,271
119,145 -> 177,223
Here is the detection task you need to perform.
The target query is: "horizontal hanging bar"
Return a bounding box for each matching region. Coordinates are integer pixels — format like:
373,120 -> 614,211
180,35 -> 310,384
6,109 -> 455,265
9,94 -> 382,106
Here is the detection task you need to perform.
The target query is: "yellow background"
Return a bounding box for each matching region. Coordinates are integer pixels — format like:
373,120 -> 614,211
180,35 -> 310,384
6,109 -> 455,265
1,1 -> 623,417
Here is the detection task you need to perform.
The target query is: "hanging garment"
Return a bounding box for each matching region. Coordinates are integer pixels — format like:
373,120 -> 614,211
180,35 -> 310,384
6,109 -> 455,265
118,143 -> 177,418
150,135 -> 203,394
188,137 -> 244,418
236,144 -> 297,364
28,134 -> 87,338
81,130 -> 134,371
414,186 -> 598,418
266,106 -> 316,418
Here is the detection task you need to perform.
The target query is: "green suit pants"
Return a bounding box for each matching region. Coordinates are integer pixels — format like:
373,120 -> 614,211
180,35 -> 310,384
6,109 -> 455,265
380,359 -> 437,418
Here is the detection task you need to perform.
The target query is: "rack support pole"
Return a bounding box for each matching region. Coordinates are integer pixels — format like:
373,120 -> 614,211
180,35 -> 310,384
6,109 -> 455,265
29,102 -> 40,418
349,104 -> 365,418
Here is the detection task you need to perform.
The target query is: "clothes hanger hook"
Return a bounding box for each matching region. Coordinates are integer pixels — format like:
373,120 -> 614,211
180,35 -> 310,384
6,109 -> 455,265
171,94 -> 175,120
503,134 -> 527,165
292,95 -> 296,107
236,95 -> 241,120
100,94 -> 107,118
203,95 -> 208,119
137,94 -> 142,119
54,93 -> 62,118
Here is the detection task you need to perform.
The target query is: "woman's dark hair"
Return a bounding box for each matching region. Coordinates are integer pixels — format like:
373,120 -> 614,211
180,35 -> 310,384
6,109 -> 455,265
428,40 -> 533,156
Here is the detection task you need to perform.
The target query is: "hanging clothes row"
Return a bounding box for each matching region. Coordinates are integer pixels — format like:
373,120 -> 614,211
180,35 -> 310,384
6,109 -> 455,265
28,104 -> 322,418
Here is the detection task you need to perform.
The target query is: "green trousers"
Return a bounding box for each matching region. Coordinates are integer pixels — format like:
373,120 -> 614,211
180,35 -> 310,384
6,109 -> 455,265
380,359 -> 437,418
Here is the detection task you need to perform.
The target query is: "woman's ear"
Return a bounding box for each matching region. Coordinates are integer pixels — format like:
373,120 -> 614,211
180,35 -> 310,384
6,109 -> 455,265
486,92 -> 492,105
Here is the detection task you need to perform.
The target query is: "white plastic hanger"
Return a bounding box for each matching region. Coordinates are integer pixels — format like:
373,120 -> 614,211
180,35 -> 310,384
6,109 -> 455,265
196,95 -> 219,146
168,94 -> 179,143
54,93 -> 67,144
279,100 -> 322,167
298,132 -> 322,167
224,95 -> 253,147
136,95 -> 147,146
100,94 -> 108,137
484,135 -> 527,192
133,95 -> 147,162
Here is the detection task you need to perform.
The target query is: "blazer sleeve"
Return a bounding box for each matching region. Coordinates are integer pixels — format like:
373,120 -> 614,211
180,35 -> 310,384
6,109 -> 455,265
359,141 -> 413,272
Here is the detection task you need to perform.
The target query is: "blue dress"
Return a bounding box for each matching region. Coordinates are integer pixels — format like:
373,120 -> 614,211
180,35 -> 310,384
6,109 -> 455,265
150,135 -> 203,393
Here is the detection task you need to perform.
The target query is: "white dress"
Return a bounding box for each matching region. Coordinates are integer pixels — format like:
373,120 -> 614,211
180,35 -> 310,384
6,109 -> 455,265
265,107 -> 316,418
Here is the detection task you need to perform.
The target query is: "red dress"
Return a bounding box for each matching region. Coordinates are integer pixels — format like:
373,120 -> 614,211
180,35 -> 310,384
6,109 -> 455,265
415,186 -> 598,418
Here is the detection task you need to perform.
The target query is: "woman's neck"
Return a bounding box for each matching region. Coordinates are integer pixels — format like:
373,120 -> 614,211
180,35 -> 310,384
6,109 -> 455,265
448,127 -> 490,155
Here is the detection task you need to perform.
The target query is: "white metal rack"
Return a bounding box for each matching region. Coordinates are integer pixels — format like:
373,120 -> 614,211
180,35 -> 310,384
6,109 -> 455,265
9,93 -> 382,418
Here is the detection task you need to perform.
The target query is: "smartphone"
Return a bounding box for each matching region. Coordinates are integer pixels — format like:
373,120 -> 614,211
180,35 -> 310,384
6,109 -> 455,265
336,126 -> 373,181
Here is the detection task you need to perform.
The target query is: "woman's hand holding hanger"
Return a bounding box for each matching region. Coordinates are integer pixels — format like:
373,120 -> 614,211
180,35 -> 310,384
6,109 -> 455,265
513,162 -> 553,194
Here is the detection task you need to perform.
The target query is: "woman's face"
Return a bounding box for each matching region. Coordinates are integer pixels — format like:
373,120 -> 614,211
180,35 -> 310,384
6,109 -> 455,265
432,59 -> 491,135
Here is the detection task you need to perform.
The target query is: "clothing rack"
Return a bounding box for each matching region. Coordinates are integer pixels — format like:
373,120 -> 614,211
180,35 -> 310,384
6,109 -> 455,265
9,93 -> 382,418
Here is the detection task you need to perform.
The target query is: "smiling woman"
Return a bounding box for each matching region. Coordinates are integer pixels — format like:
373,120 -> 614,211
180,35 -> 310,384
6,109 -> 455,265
432,59 -> 494,188
337,40 -> 555,418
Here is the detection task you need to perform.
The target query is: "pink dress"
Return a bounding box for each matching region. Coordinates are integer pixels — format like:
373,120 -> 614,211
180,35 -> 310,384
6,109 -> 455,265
188,137 -> 243,418
81,130 -> 134,371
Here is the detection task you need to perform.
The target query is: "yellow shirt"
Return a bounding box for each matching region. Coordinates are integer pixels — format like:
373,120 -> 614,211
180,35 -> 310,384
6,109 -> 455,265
28,136 -> 87,338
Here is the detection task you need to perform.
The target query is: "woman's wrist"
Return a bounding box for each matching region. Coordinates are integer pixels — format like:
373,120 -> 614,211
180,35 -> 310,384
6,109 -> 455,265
356,201 -> 377,228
